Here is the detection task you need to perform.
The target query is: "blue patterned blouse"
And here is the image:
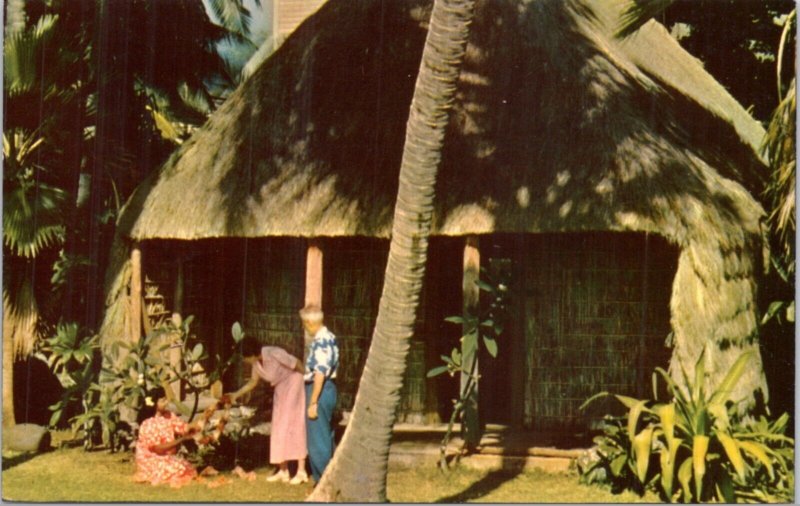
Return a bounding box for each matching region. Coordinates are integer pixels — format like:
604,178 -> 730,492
304,326 -> 339,382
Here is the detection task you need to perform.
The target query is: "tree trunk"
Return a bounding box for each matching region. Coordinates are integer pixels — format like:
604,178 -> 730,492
3,0 -> 27,429
3,300 -> 17,428
5,0 -> 27,38
307,0 -> 476,501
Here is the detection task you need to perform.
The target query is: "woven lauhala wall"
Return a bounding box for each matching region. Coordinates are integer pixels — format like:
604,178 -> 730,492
322,237 -> 462,421
243,238 -> 307,358
323,238 -> 388,413
522,232 -> 677,433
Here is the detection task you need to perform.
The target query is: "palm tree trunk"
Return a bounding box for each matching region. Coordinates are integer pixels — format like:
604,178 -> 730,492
3,314 -> 17,428
5,0 -> 27,38
307,0 -> 476,501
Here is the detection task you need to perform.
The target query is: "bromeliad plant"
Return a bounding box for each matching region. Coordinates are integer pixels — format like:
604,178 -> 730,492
580,348 -> 794,503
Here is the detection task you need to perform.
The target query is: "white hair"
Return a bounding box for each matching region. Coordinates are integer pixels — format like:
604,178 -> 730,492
299,306 -> 324,322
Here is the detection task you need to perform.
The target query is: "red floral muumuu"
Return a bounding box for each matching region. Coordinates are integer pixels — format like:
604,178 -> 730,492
134,413 -> 197,486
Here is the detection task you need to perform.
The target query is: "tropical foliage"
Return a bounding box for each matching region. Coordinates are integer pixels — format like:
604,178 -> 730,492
760,10 -> 796,331
2,0 -> 266,428
36,316 -> 244,450
580,349 -> 794,502
427,265 -> 510,469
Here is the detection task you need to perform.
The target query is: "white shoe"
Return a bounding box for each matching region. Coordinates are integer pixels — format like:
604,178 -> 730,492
266,469 -> 290,483
289,471 -> 309,485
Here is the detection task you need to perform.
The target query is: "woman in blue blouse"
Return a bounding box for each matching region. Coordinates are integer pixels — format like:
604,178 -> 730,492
299,305 -> 339,484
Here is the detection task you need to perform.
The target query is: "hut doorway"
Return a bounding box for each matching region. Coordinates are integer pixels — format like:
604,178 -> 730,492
476,238 -> 523,426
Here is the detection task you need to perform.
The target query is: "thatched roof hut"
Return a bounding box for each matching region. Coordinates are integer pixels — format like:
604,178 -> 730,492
101,0 -> 770,414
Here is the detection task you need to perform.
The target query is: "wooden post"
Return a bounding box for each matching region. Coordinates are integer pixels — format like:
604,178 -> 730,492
305,240 -> 323,309
174,259 -> 184,315
130,243 -> 142,344
462,236 -> 481,450
170,259 -> 185,400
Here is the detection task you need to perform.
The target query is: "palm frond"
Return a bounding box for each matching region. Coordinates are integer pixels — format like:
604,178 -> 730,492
178,81 -> 214,117
3,183 -> 68,258
615,0 -> 674,39
241,35 -> 276,82
206,0 -> 252,40
776,10 -> 796,102
761,78 -> 796,275
3,14 -> 59,96
3,129 -> 68,257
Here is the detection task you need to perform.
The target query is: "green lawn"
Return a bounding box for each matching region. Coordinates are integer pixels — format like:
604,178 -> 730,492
2,447 -> 659,502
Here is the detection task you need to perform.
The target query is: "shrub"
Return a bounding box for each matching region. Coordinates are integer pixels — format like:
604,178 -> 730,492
38,317 -> 245,451
580,349 -> 794,503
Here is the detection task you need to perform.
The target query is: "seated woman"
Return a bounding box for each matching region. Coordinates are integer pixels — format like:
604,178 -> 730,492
133,386 -> 202,488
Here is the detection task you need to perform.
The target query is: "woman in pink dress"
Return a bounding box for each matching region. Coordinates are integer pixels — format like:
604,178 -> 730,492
225,337 -> 308,484
133,387 -> 200,487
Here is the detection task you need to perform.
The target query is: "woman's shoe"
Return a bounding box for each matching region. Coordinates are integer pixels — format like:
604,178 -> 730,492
266,469 -> 290,483
289,470 -> 309,485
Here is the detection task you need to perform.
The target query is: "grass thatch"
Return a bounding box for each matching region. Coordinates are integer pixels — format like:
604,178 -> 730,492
102,0 -> 770,409
117,0 -> 765,242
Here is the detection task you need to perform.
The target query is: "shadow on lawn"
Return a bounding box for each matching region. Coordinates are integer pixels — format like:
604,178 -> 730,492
2,451 -> 42,471
434,461 -> 525,503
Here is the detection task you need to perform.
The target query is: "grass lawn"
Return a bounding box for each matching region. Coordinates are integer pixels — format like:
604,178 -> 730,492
2,446 -> 659,502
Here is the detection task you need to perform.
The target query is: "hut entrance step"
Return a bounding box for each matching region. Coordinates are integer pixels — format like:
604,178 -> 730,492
389,423 -> 590,471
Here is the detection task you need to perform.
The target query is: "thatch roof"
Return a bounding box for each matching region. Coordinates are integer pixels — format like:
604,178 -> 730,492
117,0 -> 766,244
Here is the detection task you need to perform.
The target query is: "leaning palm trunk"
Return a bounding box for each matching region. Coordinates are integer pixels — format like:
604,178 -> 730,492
306,0 -> 477,501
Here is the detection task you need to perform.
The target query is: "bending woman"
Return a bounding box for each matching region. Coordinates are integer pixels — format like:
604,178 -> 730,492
224,337 -> 308,484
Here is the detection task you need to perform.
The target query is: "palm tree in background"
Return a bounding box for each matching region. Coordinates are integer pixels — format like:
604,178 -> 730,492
307,0 -> 477,501
3,6 -> 85,427
2,0 -> 268,428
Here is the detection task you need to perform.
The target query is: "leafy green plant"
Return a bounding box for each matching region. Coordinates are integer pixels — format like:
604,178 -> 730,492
38,317 -> 245,451
106,316 -> 245,423
577,414 -> 650,495
580,348 -> 794,503
428,264 -> 510,469
35,322 -> 102,446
